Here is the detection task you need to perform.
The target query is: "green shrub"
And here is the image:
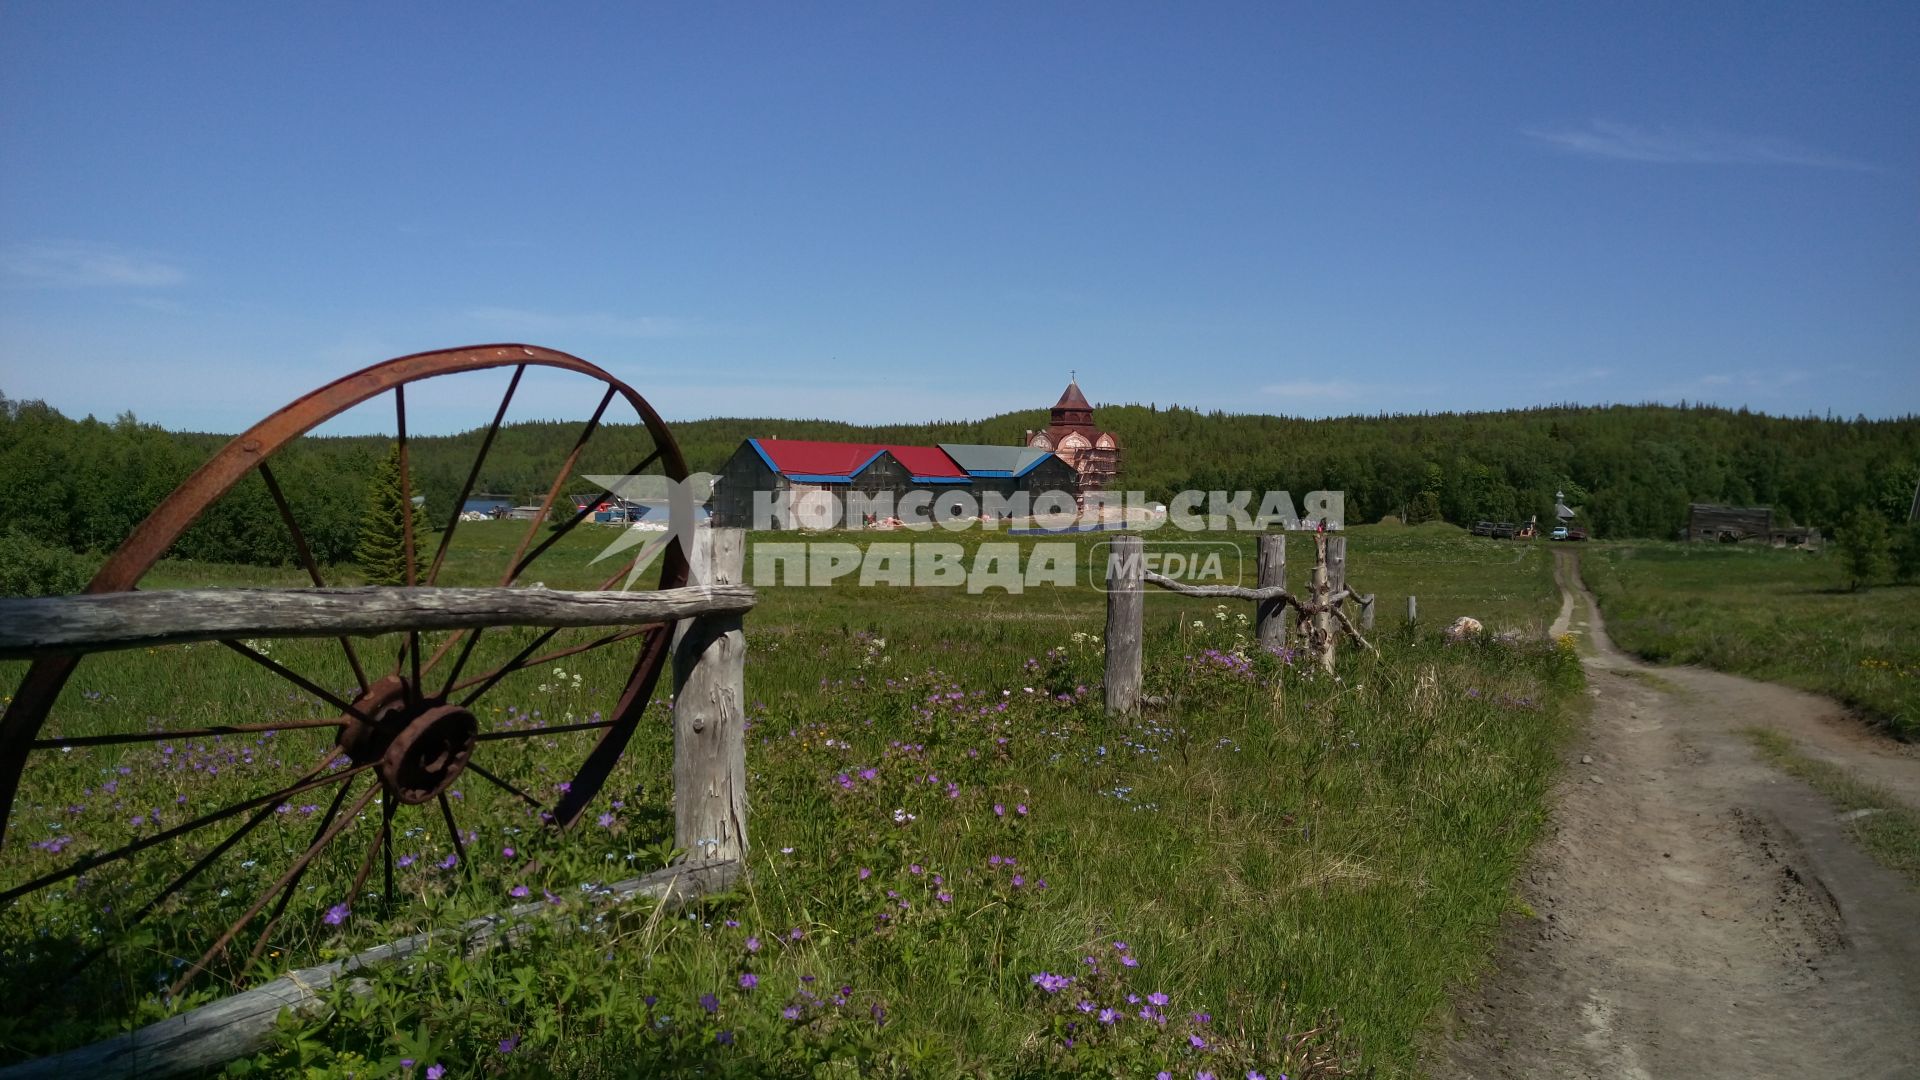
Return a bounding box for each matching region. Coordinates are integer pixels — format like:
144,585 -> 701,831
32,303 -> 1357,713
1835,510 -> 1891,590
0,529 -> 92,597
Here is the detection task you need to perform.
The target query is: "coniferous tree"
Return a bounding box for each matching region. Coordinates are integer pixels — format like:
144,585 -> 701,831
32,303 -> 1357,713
355,445 -> 424,586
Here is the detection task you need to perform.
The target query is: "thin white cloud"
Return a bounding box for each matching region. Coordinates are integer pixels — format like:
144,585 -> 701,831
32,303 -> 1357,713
1524,120 -> 1874,171
0,241 -> 187,287
1259,379 -> 1365,401
1660,368 -> 1812,399
1539,366 -> 1614,389
462,306 -> 695,338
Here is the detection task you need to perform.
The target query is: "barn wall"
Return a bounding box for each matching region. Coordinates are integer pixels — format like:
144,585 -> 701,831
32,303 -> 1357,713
711,444 -> 784,528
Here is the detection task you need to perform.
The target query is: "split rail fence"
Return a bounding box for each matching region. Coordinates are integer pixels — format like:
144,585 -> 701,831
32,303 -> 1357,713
1102,532 -> 1382,715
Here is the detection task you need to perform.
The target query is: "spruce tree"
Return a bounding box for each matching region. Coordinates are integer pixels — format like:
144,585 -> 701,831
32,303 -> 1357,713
355,445 -> 424,586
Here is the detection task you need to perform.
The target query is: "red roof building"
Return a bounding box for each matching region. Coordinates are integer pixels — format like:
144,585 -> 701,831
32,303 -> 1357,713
748,439 -> 969,483
709,436 -> 1080,528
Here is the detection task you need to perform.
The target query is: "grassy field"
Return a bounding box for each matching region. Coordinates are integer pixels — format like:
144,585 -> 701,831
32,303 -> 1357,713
1581,541 -> 1920,739
0,522 -> 1574,1077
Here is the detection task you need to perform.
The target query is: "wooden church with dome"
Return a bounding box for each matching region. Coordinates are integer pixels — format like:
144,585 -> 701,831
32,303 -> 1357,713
1024,378 -> 1121,492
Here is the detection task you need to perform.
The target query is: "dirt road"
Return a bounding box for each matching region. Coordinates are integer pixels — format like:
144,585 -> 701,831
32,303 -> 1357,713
1440,550 -> 1920,1079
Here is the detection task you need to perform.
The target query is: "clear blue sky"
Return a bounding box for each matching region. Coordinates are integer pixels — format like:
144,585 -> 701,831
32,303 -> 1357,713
3,2 -> 1916,433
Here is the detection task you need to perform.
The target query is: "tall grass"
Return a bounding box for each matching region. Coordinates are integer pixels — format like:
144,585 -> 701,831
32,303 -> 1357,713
1583,542 -> 1920,739
0,523 -> 1574,1076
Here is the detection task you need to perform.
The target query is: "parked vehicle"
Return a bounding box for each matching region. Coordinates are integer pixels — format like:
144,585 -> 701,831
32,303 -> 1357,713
1567,527 -> 1588,541
1550,525 -> 1570,540
1491,522 -> 1517,539
1471,521 -> 1496,537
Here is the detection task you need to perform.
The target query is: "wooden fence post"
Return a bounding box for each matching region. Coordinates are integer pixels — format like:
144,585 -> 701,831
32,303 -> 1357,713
1256,533 -> 1286,652
1360,595 -> 1375,632
672,527 -> 748,864
1104,534 -> 1143,716
1309,533 -> 1334,670
1407,595 -> 1418,625
1326,535 -> 1347,600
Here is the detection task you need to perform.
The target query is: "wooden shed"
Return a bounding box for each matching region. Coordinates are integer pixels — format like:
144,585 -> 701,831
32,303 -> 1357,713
1685,504 -> 1773,543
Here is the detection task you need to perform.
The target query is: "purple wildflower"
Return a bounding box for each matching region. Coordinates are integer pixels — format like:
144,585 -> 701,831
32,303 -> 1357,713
739,973 -> 758,990
323,903 -> 349,925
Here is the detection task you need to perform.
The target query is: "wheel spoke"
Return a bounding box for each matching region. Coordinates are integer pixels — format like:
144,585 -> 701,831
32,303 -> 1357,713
0,759 -> 368,905
509,444 -> 664,583
444,624 -> 659,699
383,802 -> 395,910
423,386 -> 619,687
219,639 -> 369,723
455,627 -> 561,708
174,777 -> 378,995
464,761 -> 544,812
474,718 -> 620,742
65,799 -> 283,979
438,792 -> 472,879
259,463 -> 369,694
592,530 -> 674,591
30,717 -> 345,751
243,774 -> 358,971
425,364 -> 524,587
503,384 -> 617,583
346,797 -> 392,905
394,386 -> 423,706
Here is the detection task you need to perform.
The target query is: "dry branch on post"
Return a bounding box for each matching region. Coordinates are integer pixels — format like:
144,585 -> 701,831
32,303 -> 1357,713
1103,530 -> 1377,710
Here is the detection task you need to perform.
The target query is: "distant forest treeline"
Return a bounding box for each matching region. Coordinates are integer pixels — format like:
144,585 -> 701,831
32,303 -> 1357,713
2,389 -> 1916,569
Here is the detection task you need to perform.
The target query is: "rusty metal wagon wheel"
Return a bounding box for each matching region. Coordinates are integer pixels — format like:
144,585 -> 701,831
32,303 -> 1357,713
0,344 -> 690,995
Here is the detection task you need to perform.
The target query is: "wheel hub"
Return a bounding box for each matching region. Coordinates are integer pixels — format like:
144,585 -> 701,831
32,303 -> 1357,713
338,675 -> 478,804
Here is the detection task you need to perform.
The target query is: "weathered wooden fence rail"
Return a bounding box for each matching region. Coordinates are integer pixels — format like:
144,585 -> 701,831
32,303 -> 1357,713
1103,532 -> 1379,716
0,584 -> 755,660
0,528 -> 755,1080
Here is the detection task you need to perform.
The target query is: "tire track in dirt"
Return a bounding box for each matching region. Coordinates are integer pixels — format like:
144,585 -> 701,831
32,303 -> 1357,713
1438,550 -> 1920,1079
